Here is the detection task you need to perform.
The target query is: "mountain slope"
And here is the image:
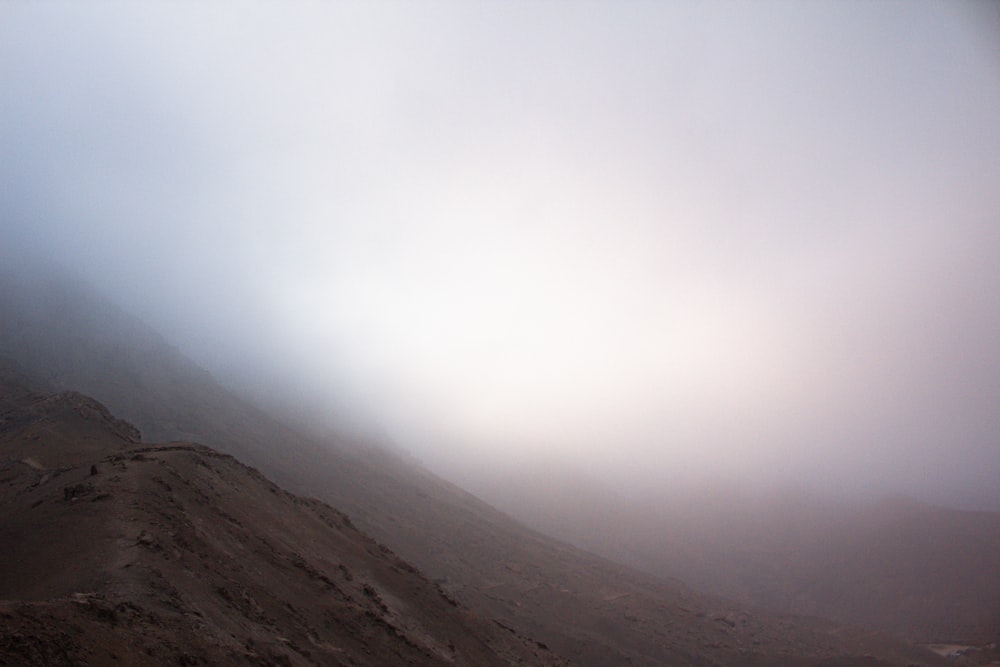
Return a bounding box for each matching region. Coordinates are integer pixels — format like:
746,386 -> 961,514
0,380 -> 562,666
467,468 -> 1000,645
0,269 -> 949,666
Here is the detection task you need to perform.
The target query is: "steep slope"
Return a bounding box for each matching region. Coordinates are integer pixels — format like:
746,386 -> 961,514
0,269 -> 949,666
0,380 -> 562,666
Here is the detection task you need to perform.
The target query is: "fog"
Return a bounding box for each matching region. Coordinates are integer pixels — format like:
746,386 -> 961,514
2,1 -> 999,510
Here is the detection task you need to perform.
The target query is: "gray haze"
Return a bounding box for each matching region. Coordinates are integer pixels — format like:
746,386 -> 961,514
2,1 -> 999,509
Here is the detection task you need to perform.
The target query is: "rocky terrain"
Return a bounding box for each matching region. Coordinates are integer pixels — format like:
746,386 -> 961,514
0,381 -> 563,666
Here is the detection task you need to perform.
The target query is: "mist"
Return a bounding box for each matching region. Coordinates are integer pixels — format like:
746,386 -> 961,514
2,1 -> 999,511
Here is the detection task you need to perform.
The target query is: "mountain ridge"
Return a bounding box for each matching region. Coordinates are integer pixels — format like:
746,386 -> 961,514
0,380 -> 564,666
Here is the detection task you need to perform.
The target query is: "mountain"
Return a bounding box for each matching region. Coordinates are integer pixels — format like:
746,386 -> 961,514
0,268 -> 951,666
465,464 -> 1000,646
0,377 -> 562,666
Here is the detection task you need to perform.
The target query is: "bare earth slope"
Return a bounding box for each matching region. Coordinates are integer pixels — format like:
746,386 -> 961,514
0,270 -> 950,666
0,383 -> 561,666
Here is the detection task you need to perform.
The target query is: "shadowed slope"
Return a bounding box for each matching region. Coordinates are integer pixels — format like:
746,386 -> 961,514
0,381 -> 563,666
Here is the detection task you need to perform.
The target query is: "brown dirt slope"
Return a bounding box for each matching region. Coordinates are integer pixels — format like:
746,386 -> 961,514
0,384 -> 563,666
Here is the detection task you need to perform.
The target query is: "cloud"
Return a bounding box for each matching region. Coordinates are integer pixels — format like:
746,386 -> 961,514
2,1 -> 998,508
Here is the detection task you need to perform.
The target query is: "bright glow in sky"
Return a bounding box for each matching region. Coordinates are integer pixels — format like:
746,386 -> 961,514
2,1 -> 999,507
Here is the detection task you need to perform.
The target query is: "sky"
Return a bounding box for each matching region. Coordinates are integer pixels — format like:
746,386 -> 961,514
2,1 -> 999,508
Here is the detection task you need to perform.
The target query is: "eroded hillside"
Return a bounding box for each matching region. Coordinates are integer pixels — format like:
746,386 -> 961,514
0,383 -> 562,666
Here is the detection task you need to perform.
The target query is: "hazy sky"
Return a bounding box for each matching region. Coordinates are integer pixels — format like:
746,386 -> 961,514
2,1 -> 999,507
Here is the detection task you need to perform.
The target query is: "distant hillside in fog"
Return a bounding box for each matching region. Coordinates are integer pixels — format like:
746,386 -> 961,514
466,462 -> 1000,645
